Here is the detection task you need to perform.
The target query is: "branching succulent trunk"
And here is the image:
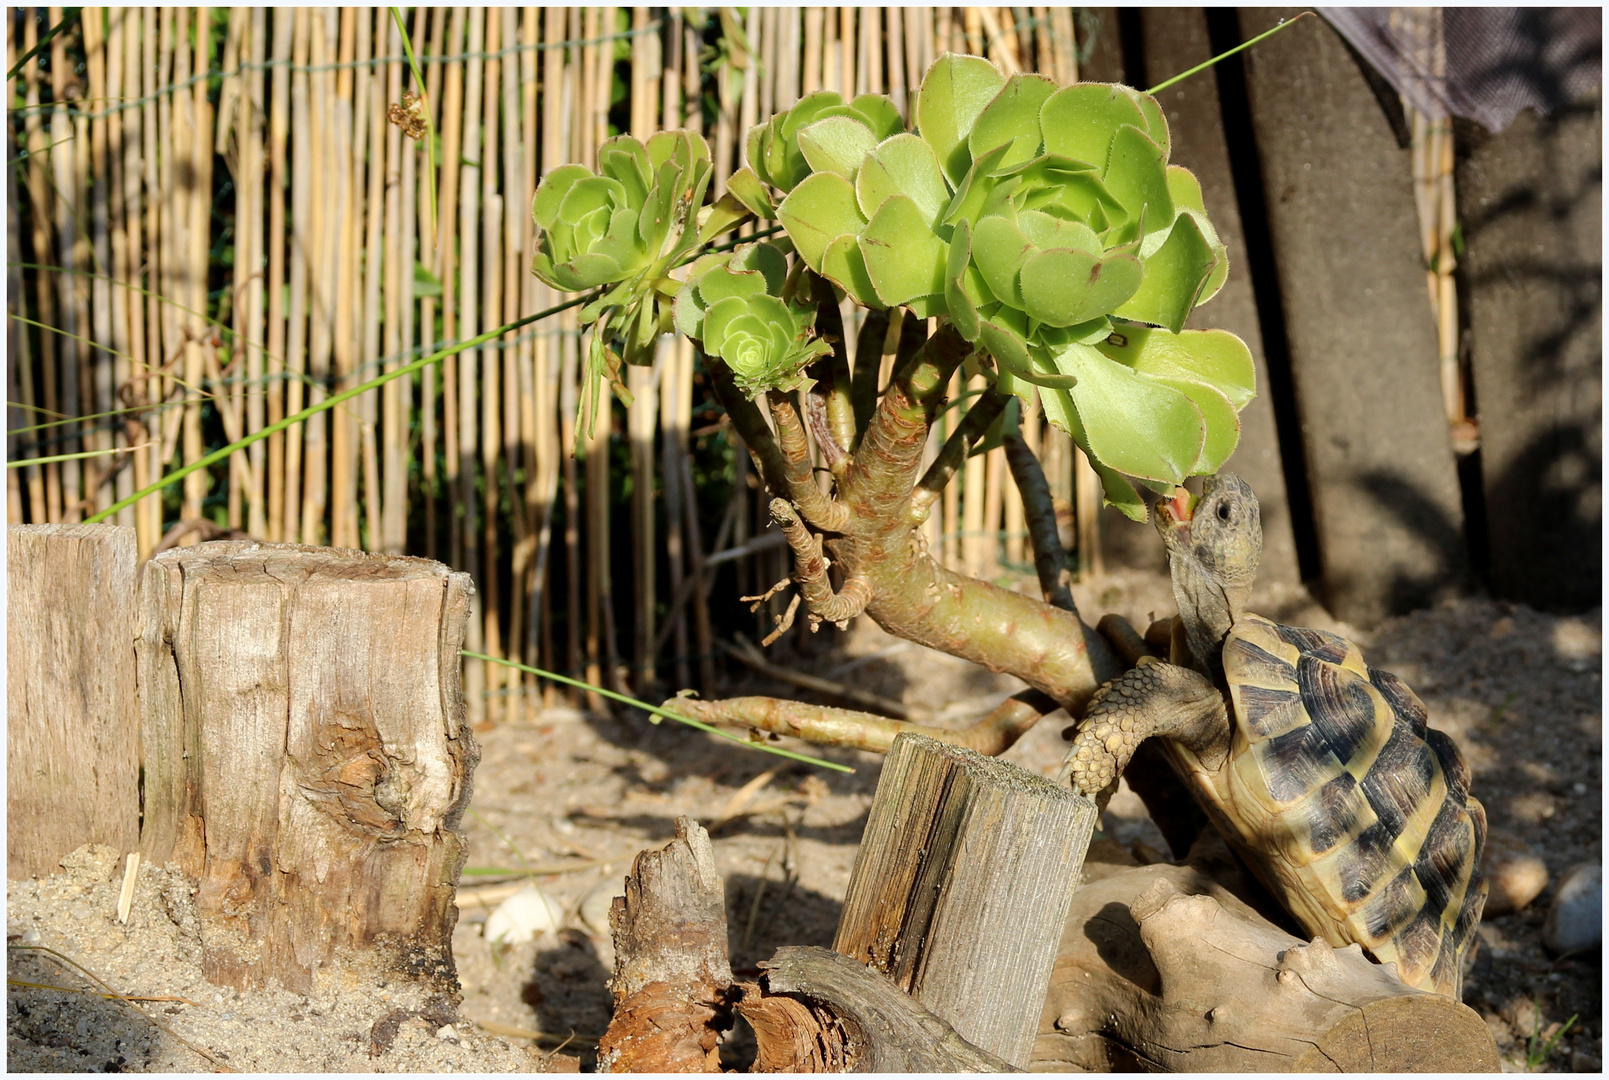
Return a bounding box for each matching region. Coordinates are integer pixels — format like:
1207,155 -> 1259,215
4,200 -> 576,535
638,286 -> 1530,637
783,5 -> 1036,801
690,304 -> 1121,748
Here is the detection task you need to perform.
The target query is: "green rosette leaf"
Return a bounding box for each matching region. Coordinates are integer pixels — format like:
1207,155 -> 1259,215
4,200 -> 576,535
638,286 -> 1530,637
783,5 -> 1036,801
1052,340 -> 1205,485
861,195 -> 948,307
777,171 -> 868,274
915,53 -> 1007,186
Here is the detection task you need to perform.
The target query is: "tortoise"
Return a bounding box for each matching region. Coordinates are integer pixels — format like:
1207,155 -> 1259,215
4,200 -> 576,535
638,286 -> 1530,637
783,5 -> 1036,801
1061,473 -> 1487,998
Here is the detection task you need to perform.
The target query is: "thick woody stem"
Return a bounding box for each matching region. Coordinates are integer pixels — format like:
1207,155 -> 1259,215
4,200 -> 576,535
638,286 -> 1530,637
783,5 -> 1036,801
708,360 -> 794,497
850,308 -> 906,443
769,498 -> 870,629
660,689 -> 1057,756
911,385 -> 1010,516
1002,433 -> 1078,615
767,391 -> 851,533
836,323 -> 972,523
804,391 -> 848,476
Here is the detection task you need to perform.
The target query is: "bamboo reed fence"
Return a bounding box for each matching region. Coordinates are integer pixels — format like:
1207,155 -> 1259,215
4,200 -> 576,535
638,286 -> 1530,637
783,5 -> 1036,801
6,7 -> 1151,722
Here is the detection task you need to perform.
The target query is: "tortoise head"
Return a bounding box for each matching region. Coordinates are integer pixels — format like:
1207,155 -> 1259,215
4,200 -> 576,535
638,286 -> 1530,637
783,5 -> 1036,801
1154,473 -> 1263,678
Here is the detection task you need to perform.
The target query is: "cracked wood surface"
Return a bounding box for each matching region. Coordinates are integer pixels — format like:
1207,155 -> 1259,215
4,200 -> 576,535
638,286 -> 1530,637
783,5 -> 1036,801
136,541 -> 476,992
1034,848 -> 1500,1072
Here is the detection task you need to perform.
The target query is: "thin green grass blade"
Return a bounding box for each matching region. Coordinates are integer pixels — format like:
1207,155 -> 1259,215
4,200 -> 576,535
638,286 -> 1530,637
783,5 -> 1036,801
1146,11 -> 1315,95
83,292 -> 595,524
463,650 -> 855,774
9,444 -> 149,469
7,8 -> 82,83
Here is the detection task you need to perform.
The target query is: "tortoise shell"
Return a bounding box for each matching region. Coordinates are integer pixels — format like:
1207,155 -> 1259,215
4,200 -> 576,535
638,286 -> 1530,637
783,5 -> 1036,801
1183,613 -> 1488,998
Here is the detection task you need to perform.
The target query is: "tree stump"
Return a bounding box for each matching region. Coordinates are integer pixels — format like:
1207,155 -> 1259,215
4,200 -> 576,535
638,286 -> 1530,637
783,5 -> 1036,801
135,541 -> 478,993
597,816 -> 1015,1073
6,525 -> 140,879
599,816 -> 733,1073
833,733 -> 1097,1068
1034,848 -> 1501,1072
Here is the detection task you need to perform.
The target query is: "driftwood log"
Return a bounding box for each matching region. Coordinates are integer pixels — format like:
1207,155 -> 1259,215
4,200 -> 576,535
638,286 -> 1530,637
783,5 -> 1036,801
834,733 -> 1095,1067
136,541 -> 477,993
1033,843 -> 1501,1072
6,525 -> 141,878
597,816 -> 1013,1073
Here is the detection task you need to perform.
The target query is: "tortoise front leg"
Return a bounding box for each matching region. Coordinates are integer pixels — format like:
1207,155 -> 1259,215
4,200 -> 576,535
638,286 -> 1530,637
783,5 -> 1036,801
1058,659 -> 1230,800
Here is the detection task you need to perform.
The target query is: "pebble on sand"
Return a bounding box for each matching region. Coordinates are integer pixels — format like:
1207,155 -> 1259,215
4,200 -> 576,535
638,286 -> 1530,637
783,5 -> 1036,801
1481,830 -> 1550,916
1542,862 -> 1601,955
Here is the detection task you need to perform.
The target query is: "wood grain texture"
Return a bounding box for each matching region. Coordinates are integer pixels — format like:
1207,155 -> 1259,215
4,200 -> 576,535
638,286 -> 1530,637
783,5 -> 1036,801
598,816 -> 732,1073
834,733 -> 1095,1068
744,946 -> 1017,1073
135,541 -> 476,993
1034,853 -> 1499,1073
7,525 -> 140,878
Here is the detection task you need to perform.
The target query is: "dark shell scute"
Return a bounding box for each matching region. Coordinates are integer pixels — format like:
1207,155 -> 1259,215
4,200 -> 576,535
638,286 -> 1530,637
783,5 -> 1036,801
1412,798 -> 1475,924
1258,722 -> 1337,804
1238,683 -> 1307,739
1393,905 -> 1446,978
1304,772 -> 1365,855
1359,725 -> 1437,841
1273,622 -> 1351,664
1424,726 -> 1472,798
1370,666 -> 1429,735
1296,656 -> 1381,768
1338,820 -> 1399,904
1362,865 -> 1422,940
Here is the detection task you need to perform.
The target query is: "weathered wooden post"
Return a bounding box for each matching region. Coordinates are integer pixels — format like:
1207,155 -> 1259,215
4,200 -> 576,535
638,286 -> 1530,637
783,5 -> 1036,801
6,525 -> 141,878
832,733 -> 1097,1069
136,541 -> 478,993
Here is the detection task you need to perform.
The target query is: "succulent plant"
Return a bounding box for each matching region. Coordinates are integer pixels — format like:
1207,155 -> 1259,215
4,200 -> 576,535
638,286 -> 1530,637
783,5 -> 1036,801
673,242 -> 832,396
753,54 -> 1250,515
532,130 -> 749,434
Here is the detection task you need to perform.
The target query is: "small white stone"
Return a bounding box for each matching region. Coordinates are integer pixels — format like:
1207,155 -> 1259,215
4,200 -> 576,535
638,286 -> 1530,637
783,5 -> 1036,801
1543,862 -> 1601,954
484,884 -> 565,945
436,1024 -> 459,1041
578,880 -> 620,940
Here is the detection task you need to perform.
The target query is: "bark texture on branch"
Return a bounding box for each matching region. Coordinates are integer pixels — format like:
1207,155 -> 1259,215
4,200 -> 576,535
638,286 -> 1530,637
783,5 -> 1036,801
7,525 -> 141,879
736,947 -> 1017,1073
598,816 -> 732,1073
1034,853 -> 1501,1073
710,326 -> 1122,718
835,734 -> 1096,1068
136,542 -> 476,993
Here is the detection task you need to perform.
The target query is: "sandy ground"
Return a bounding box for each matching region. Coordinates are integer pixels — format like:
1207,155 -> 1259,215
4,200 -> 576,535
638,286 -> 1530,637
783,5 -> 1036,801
7,566 -> 1601,1072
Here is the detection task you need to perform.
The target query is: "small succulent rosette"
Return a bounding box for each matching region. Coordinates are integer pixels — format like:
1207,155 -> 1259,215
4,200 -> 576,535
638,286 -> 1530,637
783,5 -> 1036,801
532,130 -> 749,432
673,242 -> 833,397
748,54 -> 1255,517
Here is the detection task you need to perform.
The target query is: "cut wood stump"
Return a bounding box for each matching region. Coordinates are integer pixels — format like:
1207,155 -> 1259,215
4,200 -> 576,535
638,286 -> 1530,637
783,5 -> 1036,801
6,525 -> 140,879
598,816 -> 733,1073
833,733 -> 1096,1069
135,541 -> 478,993
1034,846 -> 1501,1072
598,815 -> 1015,1073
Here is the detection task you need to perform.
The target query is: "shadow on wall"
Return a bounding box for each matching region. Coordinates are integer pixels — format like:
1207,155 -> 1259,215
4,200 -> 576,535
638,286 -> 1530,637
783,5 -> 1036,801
1345,470 -> 1470,618
1484,425 -> 1602,610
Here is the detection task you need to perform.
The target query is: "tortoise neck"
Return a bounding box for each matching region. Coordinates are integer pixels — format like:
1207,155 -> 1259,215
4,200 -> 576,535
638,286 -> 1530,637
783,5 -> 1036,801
1170,560 -> 1251,683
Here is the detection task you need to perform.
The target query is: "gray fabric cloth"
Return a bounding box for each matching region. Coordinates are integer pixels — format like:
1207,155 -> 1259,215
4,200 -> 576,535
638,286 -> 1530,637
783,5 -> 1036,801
1321,7 -> 1602,131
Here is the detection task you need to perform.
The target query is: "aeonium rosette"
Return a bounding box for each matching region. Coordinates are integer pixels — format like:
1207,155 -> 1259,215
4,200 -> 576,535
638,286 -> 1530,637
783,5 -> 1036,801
752,54 -> 1255,517
672,242 -> 833,397
531,129 -> 748,435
